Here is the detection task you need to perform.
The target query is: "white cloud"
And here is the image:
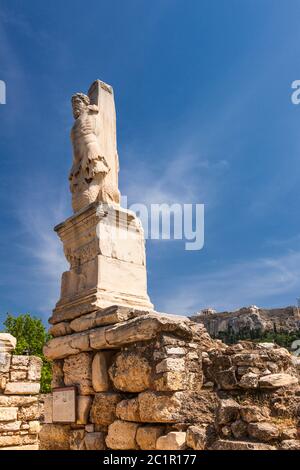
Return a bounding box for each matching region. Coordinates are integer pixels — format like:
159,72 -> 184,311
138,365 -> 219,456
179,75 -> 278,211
159,248 -> 300,315
122,146 -> 229,209
14,181 -> 69,314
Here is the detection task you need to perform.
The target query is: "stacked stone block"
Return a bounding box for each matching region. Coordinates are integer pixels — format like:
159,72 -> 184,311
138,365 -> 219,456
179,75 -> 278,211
42,307 -> 217,450
205,341 -> 300,450
0,333 -> 42,450
42,307 -> 300,450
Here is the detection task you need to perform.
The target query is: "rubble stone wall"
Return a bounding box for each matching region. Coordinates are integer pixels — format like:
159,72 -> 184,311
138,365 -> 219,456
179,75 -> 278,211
42,307 -> 300,451
0,334 -> 42,450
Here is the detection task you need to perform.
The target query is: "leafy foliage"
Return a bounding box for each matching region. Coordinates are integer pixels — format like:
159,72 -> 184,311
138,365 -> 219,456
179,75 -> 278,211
2,313 -> 52,392
215,325 -> 300,350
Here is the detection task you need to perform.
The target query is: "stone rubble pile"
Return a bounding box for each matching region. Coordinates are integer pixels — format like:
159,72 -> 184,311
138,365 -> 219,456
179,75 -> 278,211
0,333 -> 42,450
42,306 -> 300,450
206,341 -> 300,450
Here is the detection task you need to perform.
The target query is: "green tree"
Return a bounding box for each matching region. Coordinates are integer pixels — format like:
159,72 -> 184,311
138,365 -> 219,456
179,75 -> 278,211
216,326 -> 300,351
2,313 -> 52,393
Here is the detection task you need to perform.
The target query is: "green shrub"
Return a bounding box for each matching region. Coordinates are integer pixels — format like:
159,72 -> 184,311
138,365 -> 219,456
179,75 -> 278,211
2,313 -> 52,392
215,326 -> 300,350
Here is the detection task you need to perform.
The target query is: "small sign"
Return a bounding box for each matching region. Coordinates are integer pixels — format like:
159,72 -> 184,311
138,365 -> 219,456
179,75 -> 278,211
52,386 -> 76,423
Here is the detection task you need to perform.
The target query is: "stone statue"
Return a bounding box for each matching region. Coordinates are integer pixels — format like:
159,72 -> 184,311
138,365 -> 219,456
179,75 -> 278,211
69,82 -> 120,213
50,79 -> 153,328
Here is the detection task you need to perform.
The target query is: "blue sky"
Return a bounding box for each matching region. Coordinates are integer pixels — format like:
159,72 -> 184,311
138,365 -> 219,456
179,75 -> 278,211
1,0 -> 300,324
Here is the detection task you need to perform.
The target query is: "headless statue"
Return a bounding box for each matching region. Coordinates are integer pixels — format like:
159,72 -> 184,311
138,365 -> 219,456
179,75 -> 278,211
69,90 -> 120,213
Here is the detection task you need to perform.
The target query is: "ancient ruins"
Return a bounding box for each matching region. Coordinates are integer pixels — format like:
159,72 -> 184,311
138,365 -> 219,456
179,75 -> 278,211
22,79 -> 300,450
191,305 -> 300,337
0,333 -> 42,450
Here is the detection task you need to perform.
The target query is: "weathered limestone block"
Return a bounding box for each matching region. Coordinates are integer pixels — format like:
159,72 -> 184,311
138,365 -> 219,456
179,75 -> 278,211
211,439 -> 276,450
186,425 -> 209,450
106,420 -> 139,450
0,434 -> 37,448
29,420 -> 40,434
138,391 -> 182,423
281,427 -> 298,440
168,390 -> 214,425
0,420 -> 21,432
240,405 -> 269,423
77,395 -> 93,424
89,327 -> 109,350
216,399 -> 240,425
154,347 -> 198,392
11,355 -> 29,369
84,432 -> 106,450
43,330 -> 91,360
159,332 -> 187,346
51,360 -> 64,388
153,371 -> 187,392
165,346 -> 186,355
239,372 -> 259,389
259,373 -> 298,389
2,444 -> 39,450
63,352 -> 93,395
116,397 -> 141,422
27,356 -> 43,381
49,321 -> 72,337
18,403 -> 40,421
0,353 -> 11,373
92,351 -> 114,392
4,382 -> 40,395
105,314 -> 192,349
70,305 -> 147,333
10,370 -> 27,381
109,351 -> 151,392
0,374 -> 7,391
44,314 -> 192,359
248,422 -> 280,441
0,395 -> 38,406
187,371 -> 204,392
70,313 -> 98,333
236,366 -> 260,377
70,429 -> 86,450
156,357 -> 185,373
156,432 -> 187,450
136,426 -> 164,450
21,422 -> 30,429
280,439 -> 300,450
90,392 -> 123,425
39,423 -> 70,450
0,406 -> 18,422
0,333 -> 16,353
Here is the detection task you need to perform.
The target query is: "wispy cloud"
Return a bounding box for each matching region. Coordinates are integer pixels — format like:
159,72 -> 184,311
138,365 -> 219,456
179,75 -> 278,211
12,179 -> 69,315
160,248 -> 300,315
122,145 -> 229,209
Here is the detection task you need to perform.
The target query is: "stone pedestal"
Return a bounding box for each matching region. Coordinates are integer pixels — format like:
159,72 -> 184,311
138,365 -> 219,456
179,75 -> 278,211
50,203 -> 153,325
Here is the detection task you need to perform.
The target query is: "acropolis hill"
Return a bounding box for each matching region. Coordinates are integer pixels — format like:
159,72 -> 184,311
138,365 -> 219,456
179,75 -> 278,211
190,305 -> 300,338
